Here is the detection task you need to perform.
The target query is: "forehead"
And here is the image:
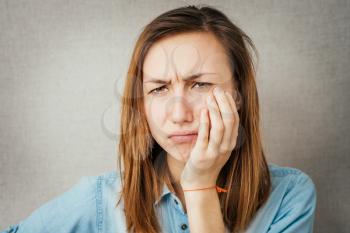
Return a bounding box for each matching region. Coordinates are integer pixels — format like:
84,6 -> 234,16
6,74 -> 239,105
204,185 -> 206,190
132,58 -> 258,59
142,32 -> 232,82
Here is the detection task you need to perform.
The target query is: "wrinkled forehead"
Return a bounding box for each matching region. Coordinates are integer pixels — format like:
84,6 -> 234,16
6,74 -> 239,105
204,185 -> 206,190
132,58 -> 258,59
142,32 -> 232,83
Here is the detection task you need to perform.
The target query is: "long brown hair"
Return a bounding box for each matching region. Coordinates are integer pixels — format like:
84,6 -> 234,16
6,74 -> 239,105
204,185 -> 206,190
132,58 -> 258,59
117,4 -> 271,233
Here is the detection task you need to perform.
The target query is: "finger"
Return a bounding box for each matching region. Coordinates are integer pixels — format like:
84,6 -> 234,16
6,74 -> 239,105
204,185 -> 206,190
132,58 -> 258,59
213,89 -> 235,153
226,90 -> 239,123
206,89 -> 224,153
195,108 -> 209,149
225,90 -> 240,147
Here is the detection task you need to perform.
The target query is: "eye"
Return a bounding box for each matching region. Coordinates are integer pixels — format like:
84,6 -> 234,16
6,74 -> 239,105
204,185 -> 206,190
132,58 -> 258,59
192,82 -> 212,89
149,85 -> 167,95
148,82 -> 212,95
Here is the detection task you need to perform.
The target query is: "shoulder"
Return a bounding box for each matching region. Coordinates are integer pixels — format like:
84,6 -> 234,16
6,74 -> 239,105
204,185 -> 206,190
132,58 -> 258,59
252,163 -> 316,233
44,170 -> 122,213
96,170 -> 123,191
246,163 -> 317,233
1,171 -> 123,233
268,163 -> 317,198
30,172 -> 113,232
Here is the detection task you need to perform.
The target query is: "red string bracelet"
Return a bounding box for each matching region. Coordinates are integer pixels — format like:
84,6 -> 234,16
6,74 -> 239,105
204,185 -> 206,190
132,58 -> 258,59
183,185 -> 228,193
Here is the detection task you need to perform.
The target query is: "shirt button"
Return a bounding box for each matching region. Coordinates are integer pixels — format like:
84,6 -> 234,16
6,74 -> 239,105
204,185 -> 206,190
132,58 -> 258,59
181,223 -> 188,230
174,199 -> 178,205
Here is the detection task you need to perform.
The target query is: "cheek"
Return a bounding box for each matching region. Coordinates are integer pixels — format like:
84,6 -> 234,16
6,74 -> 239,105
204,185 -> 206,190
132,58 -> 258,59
190,93 -> 208,110
144,98 -> 167,127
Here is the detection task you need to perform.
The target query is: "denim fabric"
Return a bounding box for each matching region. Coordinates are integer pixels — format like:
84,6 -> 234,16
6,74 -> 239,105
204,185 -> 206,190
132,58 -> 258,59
1,163 -> 317,233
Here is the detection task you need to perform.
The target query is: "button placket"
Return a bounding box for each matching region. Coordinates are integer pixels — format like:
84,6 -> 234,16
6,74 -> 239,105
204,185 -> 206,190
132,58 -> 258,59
172,194 -> 187,215
181,223 -> 188,230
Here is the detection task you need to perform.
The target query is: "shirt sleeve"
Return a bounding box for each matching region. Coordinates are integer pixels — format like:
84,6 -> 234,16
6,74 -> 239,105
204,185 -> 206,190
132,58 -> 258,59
267,172 -> 317,233
1,176 -> 98,233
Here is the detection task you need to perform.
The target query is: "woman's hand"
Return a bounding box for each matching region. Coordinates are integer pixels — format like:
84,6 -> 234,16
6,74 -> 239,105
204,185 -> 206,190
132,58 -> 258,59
180,86 -> 240,189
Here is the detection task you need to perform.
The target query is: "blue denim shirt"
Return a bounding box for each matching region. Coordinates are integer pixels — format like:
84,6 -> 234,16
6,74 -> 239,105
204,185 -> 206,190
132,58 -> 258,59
1,163 -> 317,233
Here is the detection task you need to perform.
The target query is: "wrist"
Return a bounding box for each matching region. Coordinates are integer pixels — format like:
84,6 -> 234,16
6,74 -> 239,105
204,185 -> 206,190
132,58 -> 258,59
180,181 -> 217,191
182,184 -> 228,194
182,185 -> 219,205
180,175 -> 218,188
181,183 -> 216,190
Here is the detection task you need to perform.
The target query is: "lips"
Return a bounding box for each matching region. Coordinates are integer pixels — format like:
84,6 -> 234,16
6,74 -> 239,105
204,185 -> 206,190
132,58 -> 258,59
169,131 -> 198,143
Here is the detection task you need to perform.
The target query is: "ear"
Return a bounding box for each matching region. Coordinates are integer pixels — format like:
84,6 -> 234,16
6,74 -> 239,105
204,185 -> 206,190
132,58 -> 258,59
233,89 -> 242,111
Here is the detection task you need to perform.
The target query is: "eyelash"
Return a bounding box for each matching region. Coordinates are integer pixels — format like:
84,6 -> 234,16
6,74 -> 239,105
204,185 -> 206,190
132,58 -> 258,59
149,82 -> 212,95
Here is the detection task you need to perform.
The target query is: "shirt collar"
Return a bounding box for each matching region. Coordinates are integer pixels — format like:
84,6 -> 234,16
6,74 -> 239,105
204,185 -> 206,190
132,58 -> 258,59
153,179 -> 172,206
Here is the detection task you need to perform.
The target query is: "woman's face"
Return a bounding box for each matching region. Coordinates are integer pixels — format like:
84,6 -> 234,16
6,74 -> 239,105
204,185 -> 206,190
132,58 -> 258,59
142,32 -> 235,162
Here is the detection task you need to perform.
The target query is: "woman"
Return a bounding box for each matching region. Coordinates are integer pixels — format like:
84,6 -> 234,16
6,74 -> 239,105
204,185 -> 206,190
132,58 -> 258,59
2,5 -> 317,233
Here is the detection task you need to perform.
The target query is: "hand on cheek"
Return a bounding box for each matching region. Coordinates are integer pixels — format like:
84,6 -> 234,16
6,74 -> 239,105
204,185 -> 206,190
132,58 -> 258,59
180,86 -> 240,188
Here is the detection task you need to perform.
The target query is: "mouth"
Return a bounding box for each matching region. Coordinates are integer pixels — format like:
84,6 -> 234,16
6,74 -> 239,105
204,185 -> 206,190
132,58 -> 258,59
168,131 -> 198,143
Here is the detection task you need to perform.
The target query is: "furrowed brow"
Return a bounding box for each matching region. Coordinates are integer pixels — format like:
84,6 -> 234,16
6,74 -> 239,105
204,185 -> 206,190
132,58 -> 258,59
143,72 -> 216,84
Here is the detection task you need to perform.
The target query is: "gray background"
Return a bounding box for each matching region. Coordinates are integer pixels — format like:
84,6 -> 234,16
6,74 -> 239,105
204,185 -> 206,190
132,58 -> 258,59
0,0 -> 349,232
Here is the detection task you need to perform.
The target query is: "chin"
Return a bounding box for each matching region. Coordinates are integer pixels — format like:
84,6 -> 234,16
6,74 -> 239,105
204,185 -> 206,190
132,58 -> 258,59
162,140 -> 195,162
169,147 -> 191,162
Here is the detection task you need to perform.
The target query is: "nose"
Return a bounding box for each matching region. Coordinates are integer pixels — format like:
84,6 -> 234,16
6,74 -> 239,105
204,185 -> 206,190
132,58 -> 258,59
168,95 -> 193,124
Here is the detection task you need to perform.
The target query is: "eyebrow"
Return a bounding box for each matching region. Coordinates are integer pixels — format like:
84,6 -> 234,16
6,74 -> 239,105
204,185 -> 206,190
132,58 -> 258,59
143,72 -> 217,84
